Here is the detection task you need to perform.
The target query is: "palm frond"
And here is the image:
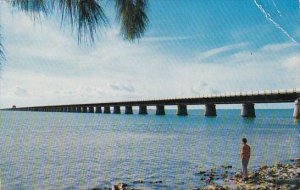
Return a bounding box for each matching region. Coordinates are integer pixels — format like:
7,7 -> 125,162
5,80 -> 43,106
10,0 -> 51,18
115,0 -> 148,41
7,0 -> 148,44
56,0 -> 108,43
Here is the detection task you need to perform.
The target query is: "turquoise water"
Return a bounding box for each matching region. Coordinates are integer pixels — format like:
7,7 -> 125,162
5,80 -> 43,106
0,109 -> 299,189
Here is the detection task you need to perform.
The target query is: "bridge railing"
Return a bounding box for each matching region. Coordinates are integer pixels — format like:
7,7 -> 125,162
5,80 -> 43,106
160,88 -> 300,101
194,88 -> 300,99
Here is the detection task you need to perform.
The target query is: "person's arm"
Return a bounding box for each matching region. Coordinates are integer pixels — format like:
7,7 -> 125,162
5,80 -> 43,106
240,146 -> 245,159
249,146 -> 251,158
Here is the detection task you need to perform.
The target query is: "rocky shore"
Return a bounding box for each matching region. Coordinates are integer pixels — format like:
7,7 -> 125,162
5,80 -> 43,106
195,158 -> 300,190
91,158 -> 300,190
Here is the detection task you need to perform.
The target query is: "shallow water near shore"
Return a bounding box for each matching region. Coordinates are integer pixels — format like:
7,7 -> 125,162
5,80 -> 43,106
0,109 -> 299,189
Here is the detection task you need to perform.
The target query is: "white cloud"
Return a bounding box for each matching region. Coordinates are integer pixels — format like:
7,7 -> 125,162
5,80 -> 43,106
14,87 -> 28,97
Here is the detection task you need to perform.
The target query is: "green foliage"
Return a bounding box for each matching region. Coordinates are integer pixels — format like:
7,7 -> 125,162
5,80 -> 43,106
115,0 -> 148,41
0,0 -> 149,64
8,0 -> 148,43
56,0 -> 108,43
11,0 -> 50,16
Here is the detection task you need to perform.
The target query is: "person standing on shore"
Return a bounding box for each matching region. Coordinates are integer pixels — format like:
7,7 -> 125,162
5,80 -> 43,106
240,138 -> 251,180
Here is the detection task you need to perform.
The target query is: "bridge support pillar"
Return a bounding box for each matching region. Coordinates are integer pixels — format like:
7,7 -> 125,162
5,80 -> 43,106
67,107 -> 72,112
104,106 -> 111,114
76,106 -> 81,113
241,103 -> 256,117
204,104 -> 217,116
71,107 -> 76,112
293,99 -> 300,119
125,106 -> 133,114
113,106 -> 121,114
88,106 -> 94,113
63,107 -> 67,112
139,105 -> 147,115
156,105 -> 165,115
96,106 -> 102,113
177,104 -> 188,116
82,106 -> 88,113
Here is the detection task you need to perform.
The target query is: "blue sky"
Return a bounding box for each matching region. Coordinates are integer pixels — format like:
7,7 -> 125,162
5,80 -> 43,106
0,0 -> 300,108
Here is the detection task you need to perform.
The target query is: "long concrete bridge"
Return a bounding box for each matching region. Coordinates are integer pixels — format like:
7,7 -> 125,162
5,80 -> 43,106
3,88 -> 300,119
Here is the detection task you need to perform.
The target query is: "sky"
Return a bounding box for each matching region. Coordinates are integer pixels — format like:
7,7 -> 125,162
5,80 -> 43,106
0,0 -> 300,109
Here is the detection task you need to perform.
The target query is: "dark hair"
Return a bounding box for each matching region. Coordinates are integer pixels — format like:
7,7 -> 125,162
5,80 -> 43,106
242,138 -> 247,143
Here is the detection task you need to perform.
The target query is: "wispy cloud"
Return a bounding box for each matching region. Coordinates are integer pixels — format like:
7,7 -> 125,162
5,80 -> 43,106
141,36 -> 191,42
110,83 -> 135,92
271,0 -> 282,16
197,43 -> 248,63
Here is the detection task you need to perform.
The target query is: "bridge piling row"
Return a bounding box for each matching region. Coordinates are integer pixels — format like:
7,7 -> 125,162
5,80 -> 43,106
7,94 -> 300,119
5,103 -> 263,118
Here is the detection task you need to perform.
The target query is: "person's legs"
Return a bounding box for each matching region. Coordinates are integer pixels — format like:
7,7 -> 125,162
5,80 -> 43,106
242,158 -> 249,179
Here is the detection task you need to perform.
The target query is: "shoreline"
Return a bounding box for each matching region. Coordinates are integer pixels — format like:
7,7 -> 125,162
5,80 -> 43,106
96,158 -> 300,190
195,158 -> 300,190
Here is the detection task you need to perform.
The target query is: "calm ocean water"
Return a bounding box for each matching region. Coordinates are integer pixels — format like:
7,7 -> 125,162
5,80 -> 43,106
0,109 -> 299,189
